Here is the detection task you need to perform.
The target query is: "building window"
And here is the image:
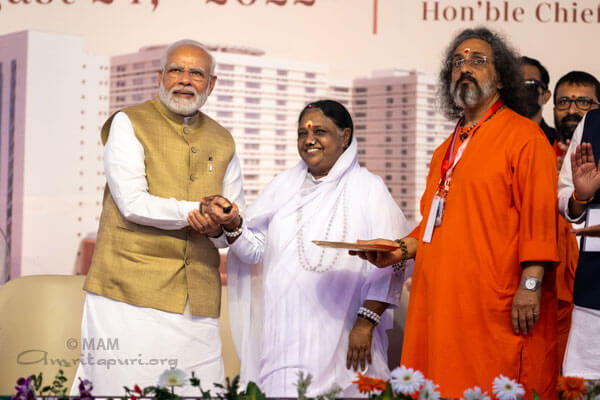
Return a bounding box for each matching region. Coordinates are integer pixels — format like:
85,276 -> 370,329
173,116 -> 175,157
219,79 -> 234,86
386,111 -> 392,118
402,97 -> 408,103
355,125 -> 366,130
245,113 -> 260,119
401,149 -> 407,155
385,136 -> 392,143
387,98 -> 394,104
276,114 -> 286,121
276,129 -> 286,136
275,160 -> 286,166
427,124 -> 435,130
133,78 -> 144,85
385,175 -> 392,181
276,99 -> 287,106
401,188 -> 407,194
116,65 -> 126,72
219,64 -> 234,71
277,70 -> 288,76
277,84 -> 287,91
427,136 -> 435,142
246,81 -> 261,89
358,149 -> 366,155
133,62 -> 144,70
218,95 -> 234,102
246,66 -> 262,73
305,72 -> 316,79
386,85 -> 393,91
245,128 -> 259,135
385,162 -> 392,168
244,143 -> 260,150
355,100 -> 367,105
217,111 -> 233,118
386,124 -> 393,130
357,137 -> 366,143
275,144 -> 287,151
355,112 -> 366,118
244,174 -> 259,180
355,87 -> 367,93
305,87 -> 316,93
385,149 -> 393,155
245,97 -> 260,104
244,158 -> 260,165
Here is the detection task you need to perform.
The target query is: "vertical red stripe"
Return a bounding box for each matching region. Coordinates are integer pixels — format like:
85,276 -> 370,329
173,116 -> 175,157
373,0 -> 378,34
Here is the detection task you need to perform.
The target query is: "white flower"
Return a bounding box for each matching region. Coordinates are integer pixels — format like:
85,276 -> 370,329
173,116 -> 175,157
419,379 -> 440,400
492,375 -> 525,400
390,365 -> 425,395
463,386 -> 491,400
158,368 -> 187,387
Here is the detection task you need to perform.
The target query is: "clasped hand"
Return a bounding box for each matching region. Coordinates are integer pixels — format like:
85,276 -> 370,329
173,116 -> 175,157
187,195 -> 240,236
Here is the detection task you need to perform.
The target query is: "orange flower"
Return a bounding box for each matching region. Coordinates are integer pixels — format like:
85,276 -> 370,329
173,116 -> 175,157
557,376 -> 586,400
353,372 -> 388,394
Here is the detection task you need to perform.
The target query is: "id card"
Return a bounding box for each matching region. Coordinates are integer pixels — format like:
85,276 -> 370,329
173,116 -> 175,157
423,195 -> 441,243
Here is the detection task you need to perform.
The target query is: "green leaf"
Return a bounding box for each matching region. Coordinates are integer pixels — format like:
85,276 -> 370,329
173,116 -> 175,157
379,382 -> 395,400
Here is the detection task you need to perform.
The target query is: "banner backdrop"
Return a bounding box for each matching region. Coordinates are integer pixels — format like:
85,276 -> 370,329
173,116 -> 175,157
0,0 -> 598,280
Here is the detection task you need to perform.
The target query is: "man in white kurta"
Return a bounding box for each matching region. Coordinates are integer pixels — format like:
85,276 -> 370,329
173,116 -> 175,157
71,40 -> 245,395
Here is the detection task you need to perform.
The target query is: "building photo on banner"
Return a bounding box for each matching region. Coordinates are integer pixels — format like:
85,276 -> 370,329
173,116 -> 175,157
0,0 -> 598,395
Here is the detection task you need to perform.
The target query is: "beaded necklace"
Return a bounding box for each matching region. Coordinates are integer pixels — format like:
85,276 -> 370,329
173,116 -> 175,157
296,184 -> 348,273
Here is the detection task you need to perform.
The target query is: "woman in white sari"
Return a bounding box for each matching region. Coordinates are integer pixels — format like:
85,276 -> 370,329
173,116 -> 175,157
189,100 -> 411,397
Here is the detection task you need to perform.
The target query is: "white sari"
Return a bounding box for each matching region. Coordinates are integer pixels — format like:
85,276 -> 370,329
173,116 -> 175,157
227,137 -> 411,397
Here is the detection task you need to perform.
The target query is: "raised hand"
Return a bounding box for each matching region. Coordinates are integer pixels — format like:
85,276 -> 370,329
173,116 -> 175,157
572,143 -> 600,201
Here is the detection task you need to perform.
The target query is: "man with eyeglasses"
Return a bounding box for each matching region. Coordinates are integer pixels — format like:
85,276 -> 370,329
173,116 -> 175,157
519,56 -> 555,144
351,28 -> 559,398
520,57 -> 579,372
554,71 -> 600,144
71,39 -> 245,394
557,72 -> 600,379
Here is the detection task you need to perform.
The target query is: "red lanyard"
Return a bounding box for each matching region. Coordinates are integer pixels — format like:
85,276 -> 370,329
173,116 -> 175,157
438,99 -> 504,193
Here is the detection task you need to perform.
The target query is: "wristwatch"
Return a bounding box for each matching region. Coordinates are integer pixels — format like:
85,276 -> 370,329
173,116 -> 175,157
520,276 -> 541,291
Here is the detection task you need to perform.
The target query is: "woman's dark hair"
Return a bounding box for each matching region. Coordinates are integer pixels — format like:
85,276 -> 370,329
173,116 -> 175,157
439,27 -> 533,119
298,100 -> 354,143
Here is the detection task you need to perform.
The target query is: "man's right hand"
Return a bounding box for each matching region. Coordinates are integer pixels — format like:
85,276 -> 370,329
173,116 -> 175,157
187,208 -> 222,236
572,142 -> 600,201
349,239 -> 404,268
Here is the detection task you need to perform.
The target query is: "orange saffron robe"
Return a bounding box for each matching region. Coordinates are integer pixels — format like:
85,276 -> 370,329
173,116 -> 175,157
402,108 -> 560,399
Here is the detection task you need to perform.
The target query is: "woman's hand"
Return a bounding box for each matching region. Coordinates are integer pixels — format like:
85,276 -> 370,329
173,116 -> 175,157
346,317 -> 374,371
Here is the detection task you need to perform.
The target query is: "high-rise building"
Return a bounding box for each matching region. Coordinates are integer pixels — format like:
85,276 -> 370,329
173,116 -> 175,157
352,70 -> 454,223
0,31 -> 109,280
109,44 -> 339,203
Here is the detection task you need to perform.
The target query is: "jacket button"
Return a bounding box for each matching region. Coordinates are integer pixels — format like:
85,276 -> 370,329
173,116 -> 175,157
183,127 -> 190,134
189,175 -> 195,181
191,147 -> 197,153
185,258 -> 191,265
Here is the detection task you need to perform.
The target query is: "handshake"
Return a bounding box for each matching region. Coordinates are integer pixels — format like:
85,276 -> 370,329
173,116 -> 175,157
187,195 -> 242,239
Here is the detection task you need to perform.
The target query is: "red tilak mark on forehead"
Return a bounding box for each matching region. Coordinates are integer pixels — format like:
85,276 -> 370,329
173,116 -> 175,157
306,120 -> 313,129
464,48 -> 471,55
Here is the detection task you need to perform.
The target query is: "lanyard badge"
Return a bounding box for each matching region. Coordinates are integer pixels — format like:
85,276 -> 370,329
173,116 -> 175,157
422,99 -> 504,243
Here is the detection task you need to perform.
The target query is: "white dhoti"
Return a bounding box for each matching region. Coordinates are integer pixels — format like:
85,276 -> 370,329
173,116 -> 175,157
70,292 -> 224,396
562,305 -> 600,379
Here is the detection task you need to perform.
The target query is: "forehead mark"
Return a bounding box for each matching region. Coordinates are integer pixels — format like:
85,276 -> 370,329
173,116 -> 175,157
464,48 -> 471,55
305,120 -> 313,129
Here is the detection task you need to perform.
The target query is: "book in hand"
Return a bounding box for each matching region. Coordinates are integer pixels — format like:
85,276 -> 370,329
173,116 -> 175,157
312,240 -> 399,252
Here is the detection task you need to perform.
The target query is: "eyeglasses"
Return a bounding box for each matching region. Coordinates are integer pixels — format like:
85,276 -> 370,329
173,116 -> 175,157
524,79 -> 548,91
449,56 -> 489,70
555,96 -> 600,111
165,66 -> 209,82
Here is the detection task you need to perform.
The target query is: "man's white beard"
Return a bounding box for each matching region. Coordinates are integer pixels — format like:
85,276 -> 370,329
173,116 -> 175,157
452,77 -> 497,109
158,81 -> 210,116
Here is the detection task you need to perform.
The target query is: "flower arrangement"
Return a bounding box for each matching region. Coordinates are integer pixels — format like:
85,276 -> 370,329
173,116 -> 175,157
10,368 -> 600,400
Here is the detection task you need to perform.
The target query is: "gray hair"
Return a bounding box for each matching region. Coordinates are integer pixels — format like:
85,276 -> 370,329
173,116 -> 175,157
160,39 -> 216,75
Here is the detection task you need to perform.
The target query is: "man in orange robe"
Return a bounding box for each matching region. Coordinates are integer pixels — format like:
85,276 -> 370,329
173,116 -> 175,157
352,28 -> 559,399
520,57 -> 580,368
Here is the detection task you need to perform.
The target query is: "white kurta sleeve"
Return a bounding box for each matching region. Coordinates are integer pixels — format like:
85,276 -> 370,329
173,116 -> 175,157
360,175 -> 413,307
209,153 -> 247,249
228,226 -> 267,265
558,117 -> 586,224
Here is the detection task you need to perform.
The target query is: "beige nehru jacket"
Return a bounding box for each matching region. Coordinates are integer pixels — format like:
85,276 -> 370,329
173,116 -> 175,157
84,97 -> 235,318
